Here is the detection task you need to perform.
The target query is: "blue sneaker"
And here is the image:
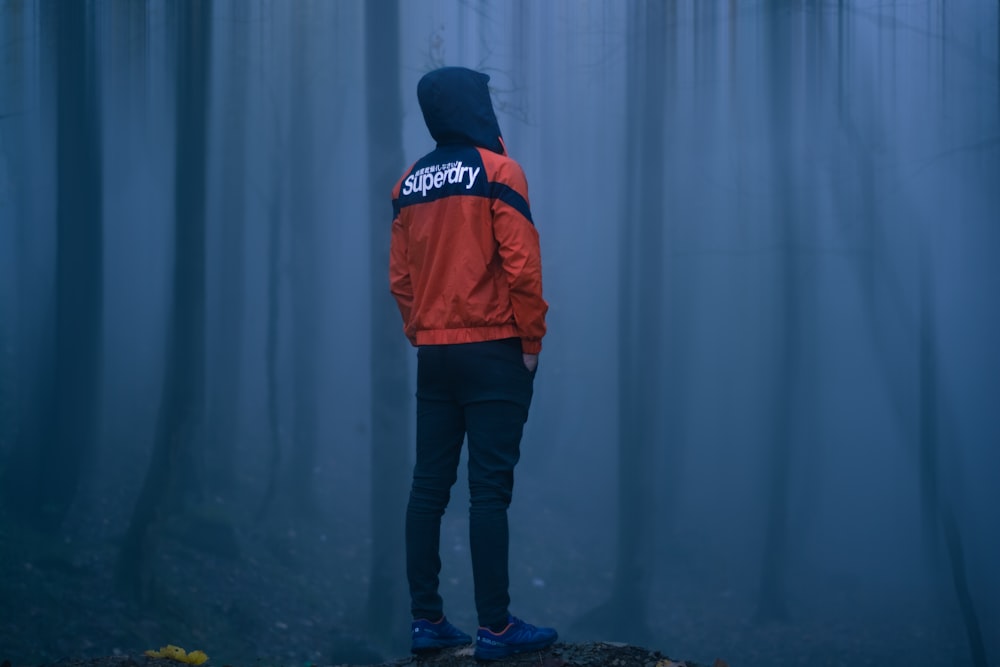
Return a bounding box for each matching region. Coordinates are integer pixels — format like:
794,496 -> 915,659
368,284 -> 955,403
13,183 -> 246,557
474,615 -> 558,661
411,616 -> 473,654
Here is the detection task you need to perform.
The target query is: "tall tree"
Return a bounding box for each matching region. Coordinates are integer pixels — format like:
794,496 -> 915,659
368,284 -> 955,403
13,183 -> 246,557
0,0 -> 28,496
116,0 -> 212,600
205,0 -> 250,493
916,250 -> 988,667
256,0 -> 288,522
0,3 -> 39,472
286,0 -> 321,515
364,0 -> 409,651
1,0 -> 103,531
575,0 -> 670,645
831,6 -> 989,663
756,0 -> 801,622
612,0 -> 670,643
256,0 -> 326,520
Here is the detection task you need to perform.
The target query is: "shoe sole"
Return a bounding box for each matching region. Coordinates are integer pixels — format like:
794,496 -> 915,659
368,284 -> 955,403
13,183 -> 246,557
474,637 -> 557,661
412,639 -> 473,654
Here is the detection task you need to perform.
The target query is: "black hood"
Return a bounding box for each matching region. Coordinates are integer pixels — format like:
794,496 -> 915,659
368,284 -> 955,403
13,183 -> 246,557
417,67 -> 505,155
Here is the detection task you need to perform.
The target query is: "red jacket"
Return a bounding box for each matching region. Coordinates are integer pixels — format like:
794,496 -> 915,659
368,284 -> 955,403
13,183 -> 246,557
389,68 -> 547,354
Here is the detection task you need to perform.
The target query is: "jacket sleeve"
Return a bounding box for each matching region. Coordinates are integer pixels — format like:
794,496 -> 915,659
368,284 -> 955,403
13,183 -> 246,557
389,191 -> 417,346
491,159 -> 548,354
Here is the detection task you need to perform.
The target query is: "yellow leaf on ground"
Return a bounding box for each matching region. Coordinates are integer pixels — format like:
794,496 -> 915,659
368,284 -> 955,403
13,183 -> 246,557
143,645 -> 209,664
185,650 -> 209,665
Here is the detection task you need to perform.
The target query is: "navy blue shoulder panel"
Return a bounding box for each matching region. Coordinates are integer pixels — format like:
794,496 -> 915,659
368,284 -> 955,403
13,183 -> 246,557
394,147 -> 487,211
393,146 -> 533,225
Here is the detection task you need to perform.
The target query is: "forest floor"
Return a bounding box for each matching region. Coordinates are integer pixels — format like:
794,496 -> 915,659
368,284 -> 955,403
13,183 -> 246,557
0,643 -> 723,667
0,509 -> 718,667
0,484 -> 727,667
0,435 -> 743,667
0,468 -> 984,667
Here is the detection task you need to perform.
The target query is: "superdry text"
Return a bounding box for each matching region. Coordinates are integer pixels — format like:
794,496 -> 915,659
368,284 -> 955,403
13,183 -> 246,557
401,161 -> 481,197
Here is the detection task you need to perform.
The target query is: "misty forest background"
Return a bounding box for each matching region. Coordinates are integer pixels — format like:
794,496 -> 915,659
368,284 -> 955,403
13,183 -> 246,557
1,1 -> 999,666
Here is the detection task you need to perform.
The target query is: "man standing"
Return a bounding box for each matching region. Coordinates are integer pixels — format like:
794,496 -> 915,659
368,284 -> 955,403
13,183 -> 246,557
389,67 -> 557,661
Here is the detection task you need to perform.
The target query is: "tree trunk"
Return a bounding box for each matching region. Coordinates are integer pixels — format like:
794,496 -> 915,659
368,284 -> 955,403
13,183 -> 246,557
1,0 -> 103,531
614,0 -> 670,643
917,251 -> 988,667
205,0 -> 250,495
574,0 -> 670,645
257,0 -> 288,521
0,2 -> 29,474
833,7 -> 988,663
256,152 -> 285,521
287,0 -> 321,516
364,0 -> 409,651
756,0 -> 801,623
116,0 -> 212,601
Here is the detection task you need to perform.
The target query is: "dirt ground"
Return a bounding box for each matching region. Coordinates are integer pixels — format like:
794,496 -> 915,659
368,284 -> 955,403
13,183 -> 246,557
6,643 -> 722,667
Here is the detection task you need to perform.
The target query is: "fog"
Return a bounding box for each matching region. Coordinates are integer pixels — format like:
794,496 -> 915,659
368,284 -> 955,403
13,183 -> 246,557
1,1 -> 998,666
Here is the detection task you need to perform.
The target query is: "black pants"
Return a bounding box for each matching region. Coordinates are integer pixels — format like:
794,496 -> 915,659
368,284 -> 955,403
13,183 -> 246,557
406,337 -> 535,628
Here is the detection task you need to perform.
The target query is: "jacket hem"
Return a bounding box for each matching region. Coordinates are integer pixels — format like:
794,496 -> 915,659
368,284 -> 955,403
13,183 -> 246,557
414,325 -> 522,347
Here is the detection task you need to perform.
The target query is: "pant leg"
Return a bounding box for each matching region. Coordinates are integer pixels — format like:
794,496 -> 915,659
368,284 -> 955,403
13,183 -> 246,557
465,399 -> 530,628
407,347 -> 465,620
456,338 -> 535,628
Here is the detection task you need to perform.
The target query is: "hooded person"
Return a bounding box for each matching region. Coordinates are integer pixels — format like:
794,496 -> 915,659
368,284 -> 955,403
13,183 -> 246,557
389,66 -> 557,661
